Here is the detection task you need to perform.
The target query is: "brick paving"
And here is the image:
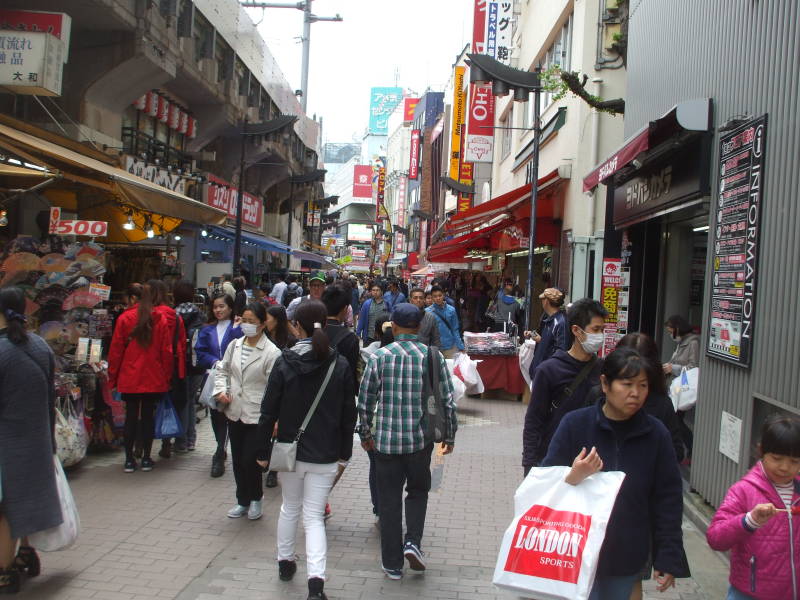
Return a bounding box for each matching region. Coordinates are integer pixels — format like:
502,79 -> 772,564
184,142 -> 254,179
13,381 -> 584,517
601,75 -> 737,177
17,396 -> 728,599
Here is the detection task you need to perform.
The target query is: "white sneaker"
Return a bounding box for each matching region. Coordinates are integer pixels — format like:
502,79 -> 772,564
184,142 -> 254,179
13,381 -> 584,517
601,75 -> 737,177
227,504 -> 248,518
247,500 -> 263,520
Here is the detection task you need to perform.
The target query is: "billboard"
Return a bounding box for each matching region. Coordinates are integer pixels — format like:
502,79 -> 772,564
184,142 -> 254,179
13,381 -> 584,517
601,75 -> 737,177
464,0 -> 496,163
0,31 -> 65,96
449,66 -> 467,179
409,129 -> 421,180
368,87 -> 403,135
347,224 -> 373,242
353,165 -> 374,198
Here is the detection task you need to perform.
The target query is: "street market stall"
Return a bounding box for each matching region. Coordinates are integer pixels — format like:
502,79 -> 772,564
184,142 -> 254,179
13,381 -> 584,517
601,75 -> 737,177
464,331 -> 526,396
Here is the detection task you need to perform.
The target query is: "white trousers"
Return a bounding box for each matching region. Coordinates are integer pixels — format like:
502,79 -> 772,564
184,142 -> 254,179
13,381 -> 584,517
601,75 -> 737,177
276,460 -> 338,579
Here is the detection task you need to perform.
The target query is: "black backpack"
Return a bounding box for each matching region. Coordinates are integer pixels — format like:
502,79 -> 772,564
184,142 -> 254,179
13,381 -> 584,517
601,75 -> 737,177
180,311 -> 206,376
283,284 -> 301,307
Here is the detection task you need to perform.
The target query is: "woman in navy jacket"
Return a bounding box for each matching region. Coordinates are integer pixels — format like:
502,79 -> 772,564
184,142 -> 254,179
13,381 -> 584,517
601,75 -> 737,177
195,292 -> 242,478
543,346 -> 689,600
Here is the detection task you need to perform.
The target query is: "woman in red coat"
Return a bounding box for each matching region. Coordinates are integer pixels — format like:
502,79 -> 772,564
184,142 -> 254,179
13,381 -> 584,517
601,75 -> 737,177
108,279 -> 185,473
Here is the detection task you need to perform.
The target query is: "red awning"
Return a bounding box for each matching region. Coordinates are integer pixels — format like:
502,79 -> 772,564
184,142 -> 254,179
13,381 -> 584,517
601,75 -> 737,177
427,218 -> 512,261
447,168 -> 561,233
582,128 -> 649,192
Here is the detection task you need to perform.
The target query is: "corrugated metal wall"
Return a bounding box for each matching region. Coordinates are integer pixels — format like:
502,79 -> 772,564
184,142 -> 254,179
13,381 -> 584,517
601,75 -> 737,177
624,0 -> 800,507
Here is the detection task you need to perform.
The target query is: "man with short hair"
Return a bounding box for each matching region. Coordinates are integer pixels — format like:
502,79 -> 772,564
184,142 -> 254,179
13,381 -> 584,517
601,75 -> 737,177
321,284 -> 360,388
522,298 -> 608,474
426,286 -> 463,359
527,287 -> 568,376
489,279 -> 524,332
410,289 -> 440,347
269,273 -> 287,305
286,271 -> 326,320
384,280 -> 407,312
356,283 -> 391,344
358,303 -> 457,580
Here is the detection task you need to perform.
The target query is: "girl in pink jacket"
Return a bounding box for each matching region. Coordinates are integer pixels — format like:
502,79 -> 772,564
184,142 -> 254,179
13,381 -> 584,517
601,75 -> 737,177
707,415 -> 800,600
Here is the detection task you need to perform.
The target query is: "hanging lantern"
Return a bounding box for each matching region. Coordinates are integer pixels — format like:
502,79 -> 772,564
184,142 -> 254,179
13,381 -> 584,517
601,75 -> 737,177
133,94 -> 147,110
145,91 -> 158,117
157,96 -> 170,123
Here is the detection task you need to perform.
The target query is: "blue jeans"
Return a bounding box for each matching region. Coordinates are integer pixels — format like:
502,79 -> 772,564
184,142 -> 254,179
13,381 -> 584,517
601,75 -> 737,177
588,574 -> 639,600
727,586 -> 756,600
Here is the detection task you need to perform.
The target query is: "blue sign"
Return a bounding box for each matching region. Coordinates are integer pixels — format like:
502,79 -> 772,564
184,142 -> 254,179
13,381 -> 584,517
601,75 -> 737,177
368,87 -> 404,135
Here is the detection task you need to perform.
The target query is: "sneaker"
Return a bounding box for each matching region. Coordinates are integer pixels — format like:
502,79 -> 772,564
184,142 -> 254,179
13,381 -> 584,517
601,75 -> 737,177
123,459 -> 137,473
278,559 -> 297,581
403,541 -> 426,571
247,500 -> 263,520
227,505 -> 248,518
265,470 -> 279,488
323,503 -> 332,521
382,565 -> 403,580
307,577 -> 327,600
140,457 -> 155,472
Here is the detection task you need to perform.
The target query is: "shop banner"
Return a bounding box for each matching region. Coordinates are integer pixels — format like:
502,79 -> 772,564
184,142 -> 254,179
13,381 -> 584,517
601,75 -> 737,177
368,87 -> 403,135
353,165 -> 373,198
464,0 -> 495,163
0,9 -> 71,61
395,175 -> 407,253
409,129 -> 421,180
707,114 -> 768,367
458,160 -> 474,214
124,155 -> 187,194
449,66 -> 467,179
0,31 -> 64,96
600,258 -> 624,357
375,167 -> 387,222
494,0 -> 513,64
204,174 -> 263,229
403,98 -> 420,123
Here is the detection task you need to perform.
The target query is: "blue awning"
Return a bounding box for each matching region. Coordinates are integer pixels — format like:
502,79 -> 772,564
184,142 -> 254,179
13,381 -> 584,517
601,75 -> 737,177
208,226 -> 290,253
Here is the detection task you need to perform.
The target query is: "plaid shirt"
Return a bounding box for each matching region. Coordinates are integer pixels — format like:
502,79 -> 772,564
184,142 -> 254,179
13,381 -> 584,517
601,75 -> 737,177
358,334 -> 457,455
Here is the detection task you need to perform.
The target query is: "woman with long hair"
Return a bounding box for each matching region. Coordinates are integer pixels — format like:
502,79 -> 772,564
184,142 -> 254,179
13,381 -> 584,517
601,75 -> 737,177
194,292 -> 242,477
232,276 -> 248,317
213,302 -> 281,520
108,279 -> 185,473
0,287 -> 60,593
257,300 -> 357,600
265,305 -> 296,350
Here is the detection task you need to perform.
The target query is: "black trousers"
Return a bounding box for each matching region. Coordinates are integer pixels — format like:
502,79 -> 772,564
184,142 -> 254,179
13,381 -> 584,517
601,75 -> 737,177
375,444 -> 434,570
122,393 -> 160,460
210,408 -> 228,456
228,420 -> 263,505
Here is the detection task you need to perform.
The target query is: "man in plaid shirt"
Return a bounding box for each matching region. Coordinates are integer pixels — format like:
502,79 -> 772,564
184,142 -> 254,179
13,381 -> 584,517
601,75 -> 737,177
358,303 -> 457,580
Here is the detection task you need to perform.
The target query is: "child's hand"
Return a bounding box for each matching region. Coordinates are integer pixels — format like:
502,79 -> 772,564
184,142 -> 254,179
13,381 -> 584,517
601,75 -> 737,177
565,447 -> 603,485
750,503 -> 778,525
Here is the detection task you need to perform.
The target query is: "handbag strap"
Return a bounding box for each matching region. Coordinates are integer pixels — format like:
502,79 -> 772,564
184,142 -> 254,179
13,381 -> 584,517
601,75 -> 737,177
295,358 -> 337,441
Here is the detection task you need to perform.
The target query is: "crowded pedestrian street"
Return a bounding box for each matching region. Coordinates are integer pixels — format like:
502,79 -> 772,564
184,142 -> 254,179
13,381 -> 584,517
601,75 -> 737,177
13,394 -> 725,600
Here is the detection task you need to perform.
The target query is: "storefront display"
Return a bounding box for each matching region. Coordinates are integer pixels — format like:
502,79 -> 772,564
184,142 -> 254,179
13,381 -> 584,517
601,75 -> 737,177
464,331 -> 525,396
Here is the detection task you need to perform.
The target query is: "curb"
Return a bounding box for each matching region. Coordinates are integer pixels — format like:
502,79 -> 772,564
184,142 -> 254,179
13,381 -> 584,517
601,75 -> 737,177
683,487 -> 730,566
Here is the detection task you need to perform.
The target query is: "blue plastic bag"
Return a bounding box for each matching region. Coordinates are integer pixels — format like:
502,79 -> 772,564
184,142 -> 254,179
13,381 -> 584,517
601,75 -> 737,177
154,394 -> 182,439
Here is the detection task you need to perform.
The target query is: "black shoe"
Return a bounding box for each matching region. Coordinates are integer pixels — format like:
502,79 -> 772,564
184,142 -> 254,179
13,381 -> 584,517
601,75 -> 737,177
124,459 -> 137,473
278,560 -> 296,582
0,567 -> 20,594
140,457 -> 155,472
265,470 -> 278,488
307,577 -> 327,600
210,454 -> 225,478
158,440 -> 172,459
403,541 -> 426,571
15,546 -> 40,578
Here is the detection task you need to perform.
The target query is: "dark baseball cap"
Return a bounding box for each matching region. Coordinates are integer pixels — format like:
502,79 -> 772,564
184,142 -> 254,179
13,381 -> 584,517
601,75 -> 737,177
391,303 -> 423,328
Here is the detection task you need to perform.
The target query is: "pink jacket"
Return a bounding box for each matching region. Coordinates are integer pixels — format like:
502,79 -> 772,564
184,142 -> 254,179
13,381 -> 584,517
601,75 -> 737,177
707,462 -> 800,600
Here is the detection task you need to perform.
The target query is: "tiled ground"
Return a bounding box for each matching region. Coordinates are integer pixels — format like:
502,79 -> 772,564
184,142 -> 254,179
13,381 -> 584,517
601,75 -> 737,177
17,396 -> 728,599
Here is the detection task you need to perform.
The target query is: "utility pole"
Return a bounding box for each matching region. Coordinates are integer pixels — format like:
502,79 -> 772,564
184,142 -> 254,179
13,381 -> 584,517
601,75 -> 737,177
240,1 -> 342,112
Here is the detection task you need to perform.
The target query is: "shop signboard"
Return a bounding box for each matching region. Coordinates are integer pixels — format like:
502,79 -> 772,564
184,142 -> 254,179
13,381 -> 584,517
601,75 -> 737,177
375,167 -> 387,222
204,174 -> 263,229
124,155 -> 186,194
395,176 -> 407,253
493,0 -> 513,65
0,31 -> 64,96
368,87 -> 403,135
351,248 -> 367,258
458,160 -> 474,213
352,165 -> 373,198
600,258 -> 624,356
409,129 -> 421,180
403,98 -> 420,124
464,0 -> 496,163
449,66 -> 467,179
612,139 -> 709,227
0,9 -> 71,61
48,208 -> 108,237
707,114 -> 768,367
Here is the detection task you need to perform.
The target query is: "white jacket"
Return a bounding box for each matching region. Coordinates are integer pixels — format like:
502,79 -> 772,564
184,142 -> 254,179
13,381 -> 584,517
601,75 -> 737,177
213,334 -> 281,424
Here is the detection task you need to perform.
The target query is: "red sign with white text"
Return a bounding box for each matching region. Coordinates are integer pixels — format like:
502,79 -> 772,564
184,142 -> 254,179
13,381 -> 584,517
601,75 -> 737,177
465,0 -> 495,163
353,165 -> 373,198
403,98 -> 420,123
409,129 -> 421,180
204,174 -> 263,229
0,10 -> 71,61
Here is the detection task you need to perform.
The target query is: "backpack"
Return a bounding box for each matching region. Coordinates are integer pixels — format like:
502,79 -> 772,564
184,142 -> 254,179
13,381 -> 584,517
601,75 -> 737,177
180,311 -> 205,376
283,284 -> 301,307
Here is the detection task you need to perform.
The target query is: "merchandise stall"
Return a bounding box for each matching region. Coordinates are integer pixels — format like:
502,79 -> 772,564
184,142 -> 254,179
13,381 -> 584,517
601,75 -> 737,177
464,331 -> 526,397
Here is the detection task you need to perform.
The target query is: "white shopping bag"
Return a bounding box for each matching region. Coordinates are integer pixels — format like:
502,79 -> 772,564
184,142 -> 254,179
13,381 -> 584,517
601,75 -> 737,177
198,366 -> 218,410
669,367 -> 699,412
493,466 -> 625,600
519,339 -> 536,389
453,352 -> 484,395
30,455 -> 80,551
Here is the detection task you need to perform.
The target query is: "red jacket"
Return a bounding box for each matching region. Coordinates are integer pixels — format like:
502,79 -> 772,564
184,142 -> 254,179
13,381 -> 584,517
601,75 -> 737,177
108,304 -> 186,393
707,462 -> 800,600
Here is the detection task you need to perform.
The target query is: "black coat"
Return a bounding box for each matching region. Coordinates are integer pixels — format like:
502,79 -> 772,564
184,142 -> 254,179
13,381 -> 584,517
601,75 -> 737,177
543,400 -> 690,579
258,345 -> 356,464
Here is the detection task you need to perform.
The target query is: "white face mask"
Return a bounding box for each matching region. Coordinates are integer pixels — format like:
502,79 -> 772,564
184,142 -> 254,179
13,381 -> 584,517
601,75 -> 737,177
240,323 -> 259,337
579,330 -> 604,354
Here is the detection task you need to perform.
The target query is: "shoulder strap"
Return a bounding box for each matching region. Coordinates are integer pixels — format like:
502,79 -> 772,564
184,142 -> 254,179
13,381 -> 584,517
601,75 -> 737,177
295,358 -> 337,441
431,309 -> 456,335
554,356 -> 597,410
327,325 -> 350,349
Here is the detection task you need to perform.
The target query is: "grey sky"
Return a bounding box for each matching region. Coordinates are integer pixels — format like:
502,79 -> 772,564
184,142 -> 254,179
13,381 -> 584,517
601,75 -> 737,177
247,0 -> 474,144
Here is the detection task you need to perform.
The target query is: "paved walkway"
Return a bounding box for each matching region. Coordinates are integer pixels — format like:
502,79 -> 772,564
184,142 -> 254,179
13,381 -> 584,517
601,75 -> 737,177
18,396 -> 728,599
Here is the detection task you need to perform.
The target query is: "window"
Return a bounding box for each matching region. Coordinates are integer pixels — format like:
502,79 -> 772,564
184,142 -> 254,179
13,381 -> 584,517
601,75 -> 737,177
501,106 -> 513,159
526,13 -> 574,125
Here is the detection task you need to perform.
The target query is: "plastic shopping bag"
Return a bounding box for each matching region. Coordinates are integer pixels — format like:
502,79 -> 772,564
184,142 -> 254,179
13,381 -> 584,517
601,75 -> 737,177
154,394 -> 182,439
493,466 -> 625,600
669,367 -> 699,412
55,399 -> 87,467
29,455 -> 80,551
453,352 -> 484,395
198,367 -> 218,410
519,339 -> 537,389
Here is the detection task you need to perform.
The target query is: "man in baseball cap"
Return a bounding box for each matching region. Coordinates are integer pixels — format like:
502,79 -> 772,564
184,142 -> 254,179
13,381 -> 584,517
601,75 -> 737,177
527,288 -> 568,374
287,271 -> 327,320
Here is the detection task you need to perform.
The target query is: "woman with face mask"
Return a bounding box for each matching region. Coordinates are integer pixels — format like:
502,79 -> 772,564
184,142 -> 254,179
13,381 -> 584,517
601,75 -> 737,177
662,315 -> 700,462
213,302 -> 282,521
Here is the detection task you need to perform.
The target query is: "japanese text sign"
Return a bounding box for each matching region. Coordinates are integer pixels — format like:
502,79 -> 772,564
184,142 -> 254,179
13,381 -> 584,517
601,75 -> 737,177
204,174 -> 263,229
353,165 -> 374,198
368,87 -> 403,135
0,31 -> 64,96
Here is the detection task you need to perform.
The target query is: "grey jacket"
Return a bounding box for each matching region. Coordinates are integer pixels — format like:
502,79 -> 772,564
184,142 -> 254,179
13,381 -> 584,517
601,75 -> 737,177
417,311 -> 441,347
669,332 -> 700,376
